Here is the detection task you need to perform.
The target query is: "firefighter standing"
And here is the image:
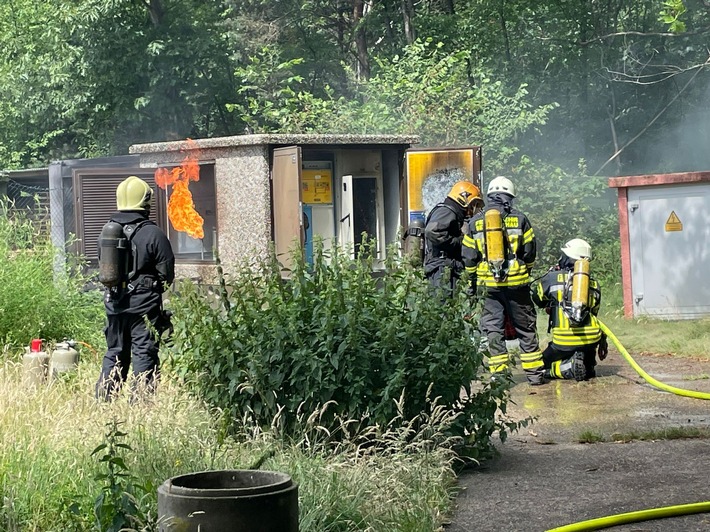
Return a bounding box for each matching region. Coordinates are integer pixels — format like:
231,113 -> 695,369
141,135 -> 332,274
462,176 -> 545,385
531,238 -> 608,381
96,176 -> 175,400
423,181 -> 484,298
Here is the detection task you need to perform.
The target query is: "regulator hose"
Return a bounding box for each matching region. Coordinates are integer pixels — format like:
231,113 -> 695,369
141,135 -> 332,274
598,318 -> 710,400
546,319 -> 710,531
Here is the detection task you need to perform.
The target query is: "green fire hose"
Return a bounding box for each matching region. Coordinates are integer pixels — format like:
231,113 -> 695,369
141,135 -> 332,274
545,318 -> 710,532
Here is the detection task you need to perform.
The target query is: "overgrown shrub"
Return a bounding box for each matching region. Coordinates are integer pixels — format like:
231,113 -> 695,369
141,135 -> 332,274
167,241 -> 516,459
0,200 -> 105,350
511,156 -> 620,269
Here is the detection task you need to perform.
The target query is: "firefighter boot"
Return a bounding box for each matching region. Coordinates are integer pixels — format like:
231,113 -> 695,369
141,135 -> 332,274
584,351 -> 597,380
549,352 -> 586,382
487,353 -> 510,384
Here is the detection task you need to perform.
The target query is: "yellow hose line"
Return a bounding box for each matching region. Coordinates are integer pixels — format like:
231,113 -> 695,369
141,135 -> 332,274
598,318 -> 710,400
547,501 -> 710,532
546,320 -> 710,531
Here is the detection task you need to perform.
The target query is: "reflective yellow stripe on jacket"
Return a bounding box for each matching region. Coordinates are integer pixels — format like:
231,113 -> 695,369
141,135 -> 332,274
550,275 -> 602,348
462,217 -> 532,287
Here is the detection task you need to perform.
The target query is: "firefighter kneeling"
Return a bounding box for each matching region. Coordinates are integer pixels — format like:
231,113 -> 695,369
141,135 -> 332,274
531,238 -> 608,381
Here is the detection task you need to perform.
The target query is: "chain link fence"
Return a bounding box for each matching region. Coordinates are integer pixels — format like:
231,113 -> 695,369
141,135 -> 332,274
3,177 -> 77,252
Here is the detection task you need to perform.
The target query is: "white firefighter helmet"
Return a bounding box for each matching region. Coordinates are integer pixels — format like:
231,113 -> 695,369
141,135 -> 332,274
487,176 -> 515,197
561,238 -> 592,260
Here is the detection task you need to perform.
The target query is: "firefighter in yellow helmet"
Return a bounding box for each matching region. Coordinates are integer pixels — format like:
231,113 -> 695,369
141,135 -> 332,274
531,238 -> 607,381
95,176 -> 175,400
423,181 -> 483,298
462,176 -> 545,385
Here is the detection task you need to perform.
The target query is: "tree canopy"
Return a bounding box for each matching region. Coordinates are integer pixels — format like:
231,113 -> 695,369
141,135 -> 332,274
1,0 -> 708,174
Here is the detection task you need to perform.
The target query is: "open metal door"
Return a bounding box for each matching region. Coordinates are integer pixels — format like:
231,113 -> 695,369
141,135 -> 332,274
404,146 -> 482,225
272,146 -> 303,273
339,175 -> 354,256
339,174 -> 385,261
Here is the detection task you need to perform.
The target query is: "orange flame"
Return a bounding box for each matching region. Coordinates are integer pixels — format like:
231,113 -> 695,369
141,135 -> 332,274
155,139 -> 204,240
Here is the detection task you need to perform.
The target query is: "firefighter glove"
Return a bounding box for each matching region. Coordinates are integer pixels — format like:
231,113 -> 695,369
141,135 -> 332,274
156,310 -> 174,340
597,335 -> 608,361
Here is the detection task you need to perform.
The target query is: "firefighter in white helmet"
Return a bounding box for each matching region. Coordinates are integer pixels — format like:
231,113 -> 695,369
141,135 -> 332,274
462,176 -> 545,385
96,176 -> 175,400
531,238 -> 607,381
423,181 -> 484,298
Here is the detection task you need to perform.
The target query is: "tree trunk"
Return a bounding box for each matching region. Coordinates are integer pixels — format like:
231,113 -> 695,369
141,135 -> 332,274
353,0 -> 370,79
401,0 -> 416,44
499,0 -> 511,63
142,0 -> 164,26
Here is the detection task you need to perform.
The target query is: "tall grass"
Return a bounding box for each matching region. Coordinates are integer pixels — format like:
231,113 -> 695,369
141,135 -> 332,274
0,201 -> 105,351
598,285 -> 710,359
0,357 -> 458,531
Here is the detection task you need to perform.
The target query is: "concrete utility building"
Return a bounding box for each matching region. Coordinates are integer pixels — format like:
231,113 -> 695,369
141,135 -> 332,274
5,135 -> 489,284
609,171 -> 710,319
129,134 -> 422,280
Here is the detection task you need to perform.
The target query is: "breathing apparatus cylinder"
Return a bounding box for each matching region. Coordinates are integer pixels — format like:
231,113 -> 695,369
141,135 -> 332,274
98,221 -> 127,288
570,258 -> 590,323
404,219 -> 426,266
484,209 -> 506,281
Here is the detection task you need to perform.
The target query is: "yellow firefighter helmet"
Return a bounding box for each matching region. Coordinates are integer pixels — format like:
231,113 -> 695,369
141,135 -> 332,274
447,181 -> 483,209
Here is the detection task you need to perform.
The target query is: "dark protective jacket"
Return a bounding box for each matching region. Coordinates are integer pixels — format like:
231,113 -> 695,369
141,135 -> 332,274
462,194 -> 536,287
100,211 -> 175,316
531,257 -> 602,351
423,197 -> 467,275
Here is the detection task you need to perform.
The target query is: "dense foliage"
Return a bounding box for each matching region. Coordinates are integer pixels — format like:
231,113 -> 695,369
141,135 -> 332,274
0,200 -> 105,350
167,242 -> 518,459
1,0 -> 708,176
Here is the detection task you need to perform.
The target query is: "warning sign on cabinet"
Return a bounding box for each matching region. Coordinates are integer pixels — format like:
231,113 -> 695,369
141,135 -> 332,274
301,169 -> 333,204
664,211 -> 683,232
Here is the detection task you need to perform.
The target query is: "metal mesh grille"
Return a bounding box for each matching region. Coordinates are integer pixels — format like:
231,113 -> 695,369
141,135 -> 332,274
4,179 -> 56,242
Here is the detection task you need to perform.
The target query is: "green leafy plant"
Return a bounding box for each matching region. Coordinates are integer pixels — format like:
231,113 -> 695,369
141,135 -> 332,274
167,240 -> 518,459
509,156 -> 620,269
228,47 -> 340,133
333,39 -> 557,164
0,200 -> 105,351
92,418 -> 150,532
659,0 -> 687,33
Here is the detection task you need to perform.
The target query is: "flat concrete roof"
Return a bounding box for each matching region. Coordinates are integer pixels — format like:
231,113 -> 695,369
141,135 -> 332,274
609,170 -> 710,188
130,134 -> 420,154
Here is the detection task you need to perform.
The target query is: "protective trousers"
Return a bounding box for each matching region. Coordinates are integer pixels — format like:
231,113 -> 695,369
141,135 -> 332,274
480,286 -> 544,384
543,344 -> 597,380
96,306 -> 162,400
425,259 -> 463,300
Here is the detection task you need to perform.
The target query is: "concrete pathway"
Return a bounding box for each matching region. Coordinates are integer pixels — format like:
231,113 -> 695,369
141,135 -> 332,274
446,351 -> 710,532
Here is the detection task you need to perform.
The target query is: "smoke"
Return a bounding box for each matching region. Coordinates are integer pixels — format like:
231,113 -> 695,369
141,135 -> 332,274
636,73 -> 710,174
421,168 -> 467,213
